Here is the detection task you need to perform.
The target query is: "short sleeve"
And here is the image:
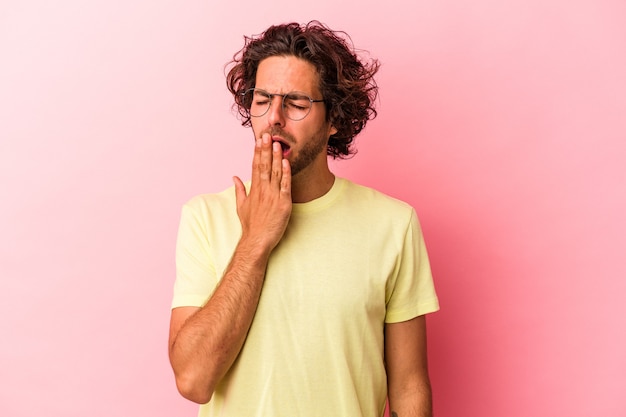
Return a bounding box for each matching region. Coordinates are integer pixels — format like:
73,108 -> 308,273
384,209 -> 439,323
171,201 -> 218,309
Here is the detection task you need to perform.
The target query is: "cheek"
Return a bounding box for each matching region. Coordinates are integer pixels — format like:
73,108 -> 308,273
250,118 -> 264,136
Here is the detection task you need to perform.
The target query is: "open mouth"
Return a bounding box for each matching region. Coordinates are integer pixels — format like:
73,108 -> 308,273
272,138 -> 290,153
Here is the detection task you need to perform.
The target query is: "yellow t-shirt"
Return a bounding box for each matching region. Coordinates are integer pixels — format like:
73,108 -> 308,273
172,177 -> 439,417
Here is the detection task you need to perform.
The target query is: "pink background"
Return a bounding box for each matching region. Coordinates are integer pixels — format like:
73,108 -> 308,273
1,1 -> 625,416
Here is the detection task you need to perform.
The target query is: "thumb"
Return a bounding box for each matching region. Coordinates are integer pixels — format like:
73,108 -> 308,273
233,176 -> 247,210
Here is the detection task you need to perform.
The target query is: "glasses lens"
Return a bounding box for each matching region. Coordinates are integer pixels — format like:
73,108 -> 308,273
283,93 -> 312,121
246,89 -> 271,117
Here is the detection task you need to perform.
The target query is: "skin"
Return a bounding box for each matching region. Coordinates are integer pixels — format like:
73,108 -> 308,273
386,315 -> 434,417
168,55 -> 433,415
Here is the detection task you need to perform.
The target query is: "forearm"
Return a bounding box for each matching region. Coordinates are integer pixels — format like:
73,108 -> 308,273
385,316 -> 434,417
169,238 -> 270,403
388,381 -> 433,417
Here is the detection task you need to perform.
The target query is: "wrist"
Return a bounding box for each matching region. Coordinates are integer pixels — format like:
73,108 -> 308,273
235,235 -> 273,266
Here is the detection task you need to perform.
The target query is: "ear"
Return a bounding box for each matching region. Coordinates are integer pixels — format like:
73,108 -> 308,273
328,124 -> 338,137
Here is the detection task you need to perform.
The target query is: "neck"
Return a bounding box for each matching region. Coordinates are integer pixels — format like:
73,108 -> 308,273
290,167 -> 335,203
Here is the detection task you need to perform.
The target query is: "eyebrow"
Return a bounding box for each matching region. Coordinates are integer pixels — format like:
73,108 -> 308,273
255,88 -> 310,95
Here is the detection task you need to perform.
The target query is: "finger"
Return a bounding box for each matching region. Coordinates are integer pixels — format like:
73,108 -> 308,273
257,134 -> 272,182
233,176 -> 247,212
251,138 -> 262,183
271,141 -> 283,185
280,159 -> 291,196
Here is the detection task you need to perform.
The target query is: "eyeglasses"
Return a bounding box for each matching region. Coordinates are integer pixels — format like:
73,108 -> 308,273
241,88 -> 325,121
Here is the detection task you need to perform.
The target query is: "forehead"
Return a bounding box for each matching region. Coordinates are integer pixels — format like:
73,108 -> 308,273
255,55 -> 320,95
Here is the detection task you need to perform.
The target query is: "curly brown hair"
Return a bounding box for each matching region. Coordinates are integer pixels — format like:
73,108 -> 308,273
226,21 -> 379,158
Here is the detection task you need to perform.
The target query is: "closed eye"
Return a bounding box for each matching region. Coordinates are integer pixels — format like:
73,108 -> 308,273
285,95 -> 310,110
285,101 -> 308,111
252,90 -> 272,102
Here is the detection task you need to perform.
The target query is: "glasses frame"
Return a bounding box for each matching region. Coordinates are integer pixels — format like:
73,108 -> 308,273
242,88 -> 325,121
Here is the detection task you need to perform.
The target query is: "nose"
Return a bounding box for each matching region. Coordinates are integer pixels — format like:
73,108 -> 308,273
266,95 -> 286,127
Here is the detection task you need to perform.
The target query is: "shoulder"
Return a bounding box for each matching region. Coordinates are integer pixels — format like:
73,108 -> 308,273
183,185 -> 237,212
179,185 -> 240,229
339,178 -> 415,219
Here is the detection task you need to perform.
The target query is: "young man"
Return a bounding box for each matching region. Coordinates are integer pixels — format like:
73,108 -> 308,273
168,21 -> 439,417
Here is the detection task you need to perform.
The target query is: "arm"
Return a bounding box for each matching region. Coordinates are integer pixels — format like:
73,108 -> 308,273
385,315 -> 433,417
168,134 -> 291,404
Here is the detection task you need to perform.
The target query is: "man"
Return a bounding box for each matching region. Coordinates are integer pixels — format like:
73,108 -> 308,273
168,21 -> 439,417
